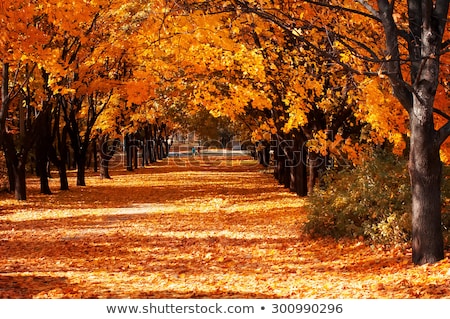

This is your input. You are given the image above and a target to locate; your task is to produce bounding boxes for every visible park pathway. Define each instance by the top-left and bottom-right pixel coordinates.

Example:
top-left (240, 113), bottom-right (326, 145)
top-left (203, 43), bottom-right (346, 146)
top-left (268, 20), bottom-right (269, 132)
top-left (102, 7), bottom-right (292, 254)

top-left (0, 155), bottom-right (449, 298)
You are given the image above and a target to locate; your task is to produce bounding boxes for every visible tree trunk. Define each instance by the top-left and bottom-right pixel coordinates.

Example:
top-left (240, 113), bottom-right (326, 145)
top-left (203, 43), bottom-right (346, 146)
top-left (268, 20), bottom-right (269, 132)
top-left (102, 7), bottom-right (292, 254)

top-left (58, 137), bottom-right (69, 190)
top-left (409, 114), bottom-right (444, 265)
top-left (133, 143), bottom-right (138, 169)
top-left (100, 161), bottom-right (111, 179)
top-left (76, 154), bottom-right (87, 186)
top-left (4, 144), bottom-right (27, 200)
top-left (5, 156), bottom-right (15, 193)
top-left (141, 141), bottom-right (146, 167)
top-left (50, 124), bottom-right (70, 191)
top-left (48, 143), bottom-right (69, 191)
top-left (124, 134), bottom-right (134, 171)
top-left (2, 132), bottom-right (28, 200)
top-left (292, 135), bottom-right (308, 196)
top-left (157, 138), bottom-right (163, 160)
top-left (149, 139), bottom-right (156, 163)
top-left (164, 139), bottom-right (170, 158)
top-left (307, 151), bottom-right (323, 194)
top-left (93, 140), bottom-right (98, 172)
top-left (35, 111), bottom-right (52, 195)
top-left (410, 120), bottom-right (443, 266)
top-left (276, 153), bottom-right (285, 184)
top-left (36, 155), bottom-right (51, 195)
top-left (58, 164), bottom-right (69, 190)
top-left (375, 0), bottom-right (448, 265)
top-left (13, 160), bottom-right (27, 200)
top-left (99, 137), bottom-right (120, 179)
top-left (295, 155), bottom-right (308, 196)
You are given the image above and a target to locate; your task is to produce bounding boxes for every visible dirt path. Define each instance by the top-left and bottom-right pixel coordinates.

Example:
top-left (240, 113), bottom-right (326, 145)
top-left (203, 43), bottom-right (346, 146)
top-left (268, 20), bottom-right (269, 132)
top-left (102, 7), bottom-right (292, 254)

top-left (0, 156), bottom-right (449, 298)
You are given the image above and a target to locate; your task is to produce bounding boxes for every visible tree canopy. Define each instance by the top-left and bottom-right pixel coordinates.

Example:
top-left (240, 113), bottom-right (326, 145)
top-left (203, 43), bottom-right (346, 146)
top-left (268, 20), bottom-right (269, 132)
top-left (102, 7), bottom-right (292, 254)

top-left (0, 0), bottom-right (449, 264)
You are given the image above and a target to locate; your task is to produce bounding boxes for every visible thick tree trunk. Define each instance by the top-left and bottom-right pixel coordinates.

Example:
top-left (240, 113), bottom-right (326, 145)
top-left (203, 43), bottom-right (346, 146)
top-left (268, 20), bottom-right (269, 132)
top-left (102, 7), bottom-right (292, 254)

top-left (5, 156), bottom-right (15, 193)
top-left (58, 165), bottom-right (69, 190)
top-left (409, 102), bottom-right (444, 265)
top-left (35, 115), bottom-right (52, 195)
top-left (295, 157), bottom-right (308, 196)
top-left (36, 156), bottom-right (51, 195)
top-left (2, 133), bottom-right (28, 200)
top-left (377, 0), bottom-right (448, 265)
top-left (13, 161), bottom-right (27, 200)
top-left (4, 146), bottom-right (27, 200)
top-left (76, 154), bottom-right (87, 186)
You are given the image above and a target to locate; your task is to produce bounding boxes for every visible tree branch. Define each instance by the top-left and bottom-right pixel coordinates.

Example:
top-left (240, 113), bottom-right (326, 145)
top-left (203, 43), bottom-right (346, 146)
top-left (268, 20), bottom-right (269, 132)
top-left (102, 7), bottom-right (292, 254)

top-left (301, 0), bottom-right (381, 21)
top-left (433, 108), bottom-right (450, 121)
top-left (438, 120), bottom-right (450, 146)
top-left (354, 0), bottom-right (381, 19)
top-left (442, 39), bottom-right (450, 49)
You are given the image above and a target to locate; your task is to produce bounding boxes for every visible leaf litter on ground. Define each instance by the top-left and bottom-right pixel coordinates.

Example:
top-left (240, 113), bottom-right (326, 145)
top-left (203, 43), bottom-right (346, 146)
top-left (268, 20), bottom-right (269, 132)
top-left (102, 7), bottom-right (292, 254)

top-left (0, 155), bottom-right (449, 298)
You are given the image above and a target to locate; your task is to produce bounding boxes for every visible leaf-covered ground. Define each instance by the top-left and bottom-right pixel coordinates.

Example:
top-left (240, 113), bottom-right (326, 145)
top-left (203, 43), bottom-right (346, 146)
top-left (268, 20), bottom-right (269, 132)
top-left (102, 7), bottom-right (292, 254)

top-left (0, 155), bottom-right (449, 298)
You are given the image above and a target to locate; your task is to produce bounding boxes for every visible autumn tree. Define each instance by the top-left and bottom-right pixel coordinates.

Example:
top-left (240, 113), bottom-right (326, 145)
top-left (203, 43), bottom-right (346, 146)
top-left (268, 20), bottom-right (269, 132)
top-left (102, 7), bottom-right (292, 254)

top-left (2, 0), bottom-right (448, 266)
top-left (175, 0), bottom-right (449, 265)
top-left (157, 3), bottom-right (373, 197)
top-left (0, 1), bottom-right (59, 200)
top-left (374, 1), bottom-right (449, 264)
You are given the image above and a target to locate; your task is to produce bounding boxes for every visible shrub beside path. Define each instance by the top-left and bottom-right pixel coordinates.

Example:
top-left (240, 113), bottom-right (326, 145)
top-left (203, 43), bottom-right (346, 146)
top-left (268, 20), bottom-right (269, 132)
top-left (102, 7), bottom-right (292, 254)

top-left (0, 156), bottom-right (449, 298)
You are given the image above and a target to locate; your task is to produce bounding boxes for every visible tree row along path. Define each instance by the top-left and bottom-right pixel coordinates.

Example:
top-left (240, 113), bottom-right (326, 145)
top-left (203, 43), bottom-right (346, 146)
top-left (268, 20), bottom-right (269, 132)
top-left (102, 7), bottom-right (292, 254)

top-left (0, 155), bottom-right (449, 298)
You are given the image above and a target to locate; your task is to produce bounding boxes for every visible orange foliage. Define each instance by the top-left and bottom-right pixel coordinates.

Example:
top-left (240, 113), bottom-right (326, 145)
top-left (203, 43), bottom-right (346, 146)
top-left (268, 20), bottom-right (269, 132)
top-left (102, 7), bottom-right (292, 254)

top-left (1, 156), bottom-right (449, 298)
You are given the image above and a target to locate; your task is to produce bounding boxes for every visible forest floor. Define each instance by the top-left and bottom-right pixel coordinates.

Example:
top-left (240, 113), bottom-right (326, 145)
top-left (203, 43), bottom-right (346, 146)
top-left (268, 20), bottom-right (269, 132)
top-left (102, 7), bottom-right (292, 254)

top-left (0, 154), bottom-right (449, 299)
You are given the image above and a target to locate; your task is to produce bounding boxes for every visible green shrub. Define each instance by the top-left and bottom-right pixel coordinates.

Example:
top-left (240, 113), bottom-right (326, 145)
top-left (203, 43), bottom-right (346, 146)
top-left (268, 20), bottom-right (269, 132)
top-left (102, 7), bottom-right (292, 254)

top-left (304, 151), bottom-right (412, 244)
top-left (305, 150), bottom-right (450, 245)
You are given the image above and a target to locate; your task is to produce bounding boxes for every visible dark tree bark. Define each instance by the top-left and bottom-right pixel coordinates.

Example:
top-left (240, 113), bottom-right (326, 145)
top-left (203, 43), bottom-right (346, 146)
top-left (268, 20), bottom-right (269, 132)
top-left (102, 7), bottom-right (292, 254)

top-left (61, 92), bottom-right (111, 186)
top-left (376, 0), bottom-right (449, 264)
top-left (409, 112), bottom-right (444, 264)
top-left (35, 143), bottom-right (52, 195)
top-left (1, 62), bottom-right (41, 200)
top-left (5, 156), bottom-right (15, 193)
top-left (35, 105), bottom-right (53, 195)
top-left (157, 138), bottom-right (163, 160)
top-left (292, 133), bottom-right (308, 196)
top-left (48, 121), bottom-right (70, 191)
top-left (11, 157), bottom-right (27, 200)
top-left (133, 141), bottom-right (139, 169)
top-left (124, 133), bottom-right (134, 172)
top-left (99, 136), bottom-right (120, 179)
top-left (2, 133), bottom-right (28, 200)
